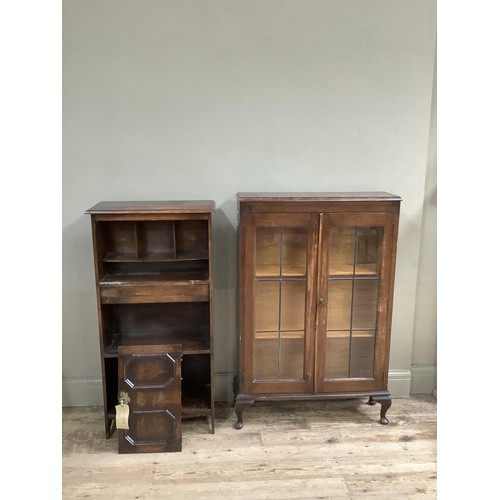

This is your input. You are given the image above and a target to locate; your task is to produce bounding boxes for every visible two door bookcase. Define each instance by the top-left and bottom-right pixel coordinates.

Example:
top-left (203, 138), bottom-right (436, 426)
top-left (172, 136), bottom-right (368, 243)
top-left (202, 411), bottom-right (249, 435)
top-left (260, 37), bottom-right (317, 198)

top-left (86, 201), bottom-right (216, 439)
top-left (234, 193), bottom-right (401, 428)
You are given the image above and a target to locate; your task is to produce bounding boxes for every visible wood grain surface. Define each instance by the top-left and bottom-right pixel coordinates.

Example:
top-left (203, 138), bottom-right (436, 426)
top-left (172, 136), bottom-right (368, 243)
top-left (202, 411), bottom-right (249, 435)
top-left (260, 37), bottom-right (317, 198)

top-left (63, 395), bottom-right (436, 499)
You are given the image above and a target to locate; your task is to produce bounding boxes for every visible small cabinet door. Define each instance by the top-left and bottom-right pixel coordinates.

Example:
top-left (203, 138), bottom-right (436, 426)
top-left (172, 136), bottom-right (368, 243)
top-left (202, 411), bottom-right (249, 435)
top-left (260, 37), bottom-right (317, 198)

top-left (118, 344), bottom-right (182, 454)
top-left (315, 212), bottom-right (396, 393)
top-left (240, 213), bottom-right (319, 394)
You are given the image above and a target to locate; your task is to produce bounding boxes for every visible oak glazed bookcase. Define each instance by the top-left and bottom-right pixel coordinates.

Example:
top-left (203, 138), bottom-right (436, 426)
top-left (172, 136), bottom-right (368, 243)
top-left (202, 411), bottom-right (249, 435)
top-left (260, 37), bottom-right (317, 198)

top-left (233, 193), bottom-right (401, 428)
top-left (86, 201), bottom-right (216, 440)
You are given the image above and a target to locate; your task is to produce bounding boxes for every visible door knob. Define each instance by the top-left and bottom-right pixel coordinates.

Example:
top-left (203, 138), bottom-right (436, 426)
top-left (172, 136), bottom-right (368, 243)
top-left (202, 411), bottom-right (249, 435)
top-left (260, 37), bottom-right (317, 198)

top-left (319, 298), bottom-right (325, 306)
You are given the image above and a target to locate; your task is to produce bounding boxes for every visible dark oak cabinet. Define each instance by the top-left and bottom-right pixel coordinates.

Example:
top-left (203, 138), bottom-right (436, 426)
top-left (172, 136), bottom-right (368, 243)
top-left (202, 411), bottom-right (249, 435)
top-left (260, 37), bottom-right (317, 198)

top-left (233, 193), bottom-right (401, 428)
top-left (86, 201), bottom-right (216, 440)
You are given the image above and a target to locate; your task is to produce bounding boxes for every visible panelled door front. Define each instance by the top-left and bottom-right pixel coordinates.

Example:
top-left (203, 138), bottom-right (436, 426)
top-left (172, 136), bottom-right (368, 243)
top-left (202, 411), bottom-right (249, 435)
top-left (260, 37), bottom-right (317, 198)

top-left (241, 213), bottom-right (318, 394)
top-left (118, 344), bottom-right (182, 454)
top-left (315, 212), bottom-right (396, 393)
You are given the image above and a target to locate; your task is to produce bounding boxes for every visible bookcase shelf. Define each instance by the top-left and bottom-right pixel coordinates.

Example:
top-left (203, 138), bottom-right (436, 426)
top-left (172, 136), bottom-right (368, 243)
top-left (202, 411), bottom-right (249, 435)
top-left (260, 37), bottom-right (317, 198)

top-left (104, 333), bottom-right (211, 357)
top-left (234, 192), bottom-right (400, 429)
top-left (86, 201), bottom-right (216, 441)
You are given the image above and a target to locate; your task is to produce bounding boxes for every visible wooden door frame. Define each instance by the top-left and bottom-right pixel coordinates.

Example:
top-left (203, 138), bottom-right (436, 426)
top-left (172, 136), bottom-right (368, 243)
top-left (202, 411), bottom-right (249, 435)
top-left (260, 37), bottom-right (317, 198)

top-left (239, 212), bottom-right (320, 395)
top-left (314, 212), bottom-right (396, 393)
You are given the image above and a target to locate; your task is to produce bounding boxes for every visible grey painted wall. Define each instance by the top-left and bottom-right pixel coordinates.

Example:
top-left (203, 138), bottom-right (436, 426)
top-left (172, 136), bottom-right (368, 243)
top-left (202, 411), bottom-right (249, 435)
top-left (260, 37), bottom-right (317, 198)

top-left (411, 50), bottom-right (437, 393)
top-left (63, 0), bottom-right (436, 404)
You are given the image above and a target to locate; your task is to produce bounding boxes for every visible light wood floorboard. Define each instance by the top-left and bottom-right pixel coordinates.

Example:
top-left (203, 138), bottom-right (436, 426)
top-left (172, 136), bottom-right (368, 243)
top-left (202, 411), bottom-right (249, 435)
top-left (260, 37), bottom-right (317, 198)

top-left (62, 395), bottom-right (436, 499)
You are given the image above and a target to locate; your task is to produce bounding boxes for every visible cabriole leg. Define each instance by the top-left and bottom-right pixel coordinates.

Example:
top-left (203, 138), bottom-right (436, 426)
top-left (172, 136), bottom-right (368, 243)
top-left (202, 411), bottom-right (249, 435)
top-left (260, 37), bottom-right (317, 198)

top-left (234, 396), bottom-right (254, 430)
top-left (368, 396), bottom-right (392, 425)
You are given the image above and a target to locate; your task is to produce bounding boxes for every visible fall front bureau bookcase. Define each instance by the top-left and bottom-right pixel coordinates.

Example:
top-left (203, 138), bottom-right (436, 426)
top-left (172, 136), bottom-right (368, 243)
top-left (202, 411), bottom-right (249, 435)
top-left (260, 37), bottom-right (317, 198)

top-left (234, 193), bottom-right (401, 428)
top-left (86, 201), bottom-right (216, 440)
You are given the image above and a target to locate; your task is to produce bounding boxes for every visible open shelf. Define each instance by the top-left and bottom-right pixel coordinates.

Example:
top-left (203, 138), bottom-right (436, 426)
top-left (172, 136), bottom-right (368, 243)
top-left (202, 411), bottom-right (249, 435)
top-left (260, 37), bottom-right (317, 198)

top-left (181, 353), bottom-right (212, 417)
top-left (102, 257), bottom-right (209, 282)
top-left (87, 201), bottom-right (216, 438)
top-left (104, 332), bottom-right (210, 357)
top-left (106, 383), bottom-right (212, 420)
top-left (101, 271), bottom-right (209, 285)
top-left (103, 252), bottom-right (208, 263)
top-left (97, 219), bottom-right (209, 262)
top-left (101, 302), bottom-right (210, 354)
top-left (182, 385), bottom-right (212, 417)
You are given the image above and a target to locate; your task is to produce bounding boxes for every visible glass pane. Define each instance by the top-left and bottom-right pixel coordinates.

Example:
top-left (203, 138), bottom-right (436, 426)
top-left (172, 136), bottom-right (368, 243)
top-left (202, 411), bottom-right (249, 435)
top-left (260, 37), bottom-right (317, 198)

top-left (254, 333), bottom-right (279, 380)
top-left (355, 227), bottom-right (381, 276)
top-left (256, 227), bottom-right (281, 276)
top-left (281, 281), bottom-right (306, 331)
top-left (282, 228), bottom-right (307, 276)
top-left (279, 332), bottom-right (304, 379)
top-left (329, 228), bottom-right (355, 276)
top-left (352, 280), bottom-right (379, 329)
top-left (327, 280), bottom-right (352, 330)
top-left (350, 331), bottom-right (375, 378)
top-left (255, 281), bottom-right (279, 331)
top-left (324, 331), bottom-right (350, 378)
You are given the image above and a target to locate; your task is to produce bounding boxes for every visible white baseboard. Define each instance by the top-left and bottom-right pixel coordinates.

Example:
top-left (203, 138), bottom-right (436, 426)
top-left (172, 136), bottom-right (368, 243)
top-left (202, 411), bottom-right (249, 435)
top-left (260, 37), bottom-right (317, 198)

top-left (61, 375), bottom-right (237, 406)
top-left (410, 365), bottom-right (437, 394)
top-left (62, 378), bottom-right (103, 407)
top-left (387, 369), bottom-right (412, 398)
top-left (62, 369), bottom-right (415, 407)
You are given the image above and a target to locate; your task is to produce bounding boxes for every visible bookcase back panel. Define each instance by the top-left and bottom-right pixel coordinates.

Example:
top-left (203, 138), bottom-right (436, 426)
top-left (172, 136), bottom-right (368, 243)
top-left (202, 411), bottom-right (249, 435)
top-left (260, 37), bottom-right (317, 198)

top-left (111, 303), bottom-right (210, 336)
top-left (99, 221), bottom-right (137, 256)
top-left (175, 220), bottom-right (209, 259)
top-left (96, 220), bottom-right (209, 262)
top-left (136, 221), bottom-right (175, 258)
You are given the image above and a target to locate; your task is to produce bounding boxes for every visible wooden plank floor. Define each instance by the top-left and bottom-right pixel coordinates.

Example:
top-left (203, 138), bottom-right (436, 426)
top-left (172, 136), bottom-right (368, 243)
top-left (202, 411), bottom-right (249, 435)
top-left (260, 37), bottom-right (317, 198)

top-left (62, 395), bottom-right (436, 499)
